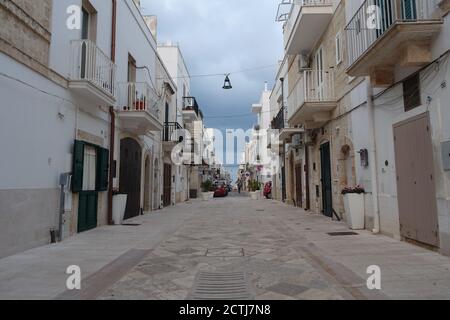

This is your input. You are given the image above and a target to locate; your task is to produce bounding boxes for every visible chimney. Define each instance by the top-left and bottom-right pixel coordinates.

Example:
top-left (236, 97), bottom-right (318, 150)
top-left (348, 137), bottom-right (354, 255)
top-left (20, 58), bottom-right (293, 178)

top-left (264, 81), bottom-right (268, 92)
top-left (143, 15), bottom-right (157, 39)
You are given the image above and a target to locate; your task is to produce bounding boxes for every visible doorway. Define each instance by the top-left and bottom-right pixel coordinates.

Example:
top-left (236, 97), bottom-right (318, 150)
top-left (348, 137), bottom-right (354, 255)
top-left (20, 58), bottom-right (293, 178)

top-left (295, 163), bottom-right (303, 208)
top-left (320, 142), bottom-right (333, 217)
top-left (120, 138), bottom-right (142, 220)
top-left (163, 163), bottom-right (172, 207)
top-left (143, 155), bottom-right (152, 212)
top-left (393, 112), bottom-right (439, 247)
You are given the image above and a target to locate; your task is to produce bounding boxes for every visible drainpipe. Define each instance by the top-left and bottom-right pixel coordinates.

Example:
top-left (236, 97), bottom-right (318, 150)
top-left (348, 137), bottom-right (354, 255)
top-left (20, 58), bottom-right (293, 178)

top-left (366, 77), bottom-right (380, 234)
top-left (107, 0), bottom-right (117, 225)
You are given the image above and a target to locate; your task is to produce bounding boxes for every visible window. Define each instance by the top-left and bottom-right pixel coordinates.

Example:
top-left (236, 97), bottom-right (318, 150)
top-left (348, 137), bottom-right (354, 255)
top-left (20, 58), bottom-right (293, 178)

top-left (403, 73), bottom-right (421, 112)
top-left (335, 32), bottom-right (343, 65)
top-left (83, 145), bottom-right (97, 191)
top-left (128, 54), bottom-right (136, 82)
top-left (81, 0), bottom-right (97, 42)
top-left (72, 140), bottom-right (109, 193)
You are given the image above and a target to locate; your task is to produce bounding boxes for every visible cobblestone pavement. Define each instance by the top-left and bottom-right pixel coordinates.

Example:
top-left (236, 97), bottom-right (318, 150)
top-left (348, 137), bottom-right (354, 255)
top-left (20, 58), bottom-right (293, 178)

top-left (99, 195), bottom-right (351, 300)
top-left (97, 193), bottom-right (450, 300)
top-left (2, 193), bottom-right (450, 300)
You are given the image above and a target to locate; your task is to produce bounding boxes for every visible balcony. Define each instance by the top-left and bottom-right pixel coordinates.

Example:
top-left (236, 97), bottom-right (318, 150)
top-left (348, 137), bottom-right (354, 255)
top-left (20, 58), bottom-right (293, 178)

top-left (182, 97), bottom-right (201, 123)
top-left (284, 0), bottom-right (334, 55)
top-left (116, 82), bottom-right (163, 134)
top-left (287, 69), bottom-right (336, 129)
top-left (271, 107), bottom-right (305, 144)
top-left (346, 0), bottom-right (443, 86)
top-left (251, 103), bottom-right (262, 113)
top-left (69, 40), bottom-right (116, 106)
top-left (162, 122), bottom-right (183, 153)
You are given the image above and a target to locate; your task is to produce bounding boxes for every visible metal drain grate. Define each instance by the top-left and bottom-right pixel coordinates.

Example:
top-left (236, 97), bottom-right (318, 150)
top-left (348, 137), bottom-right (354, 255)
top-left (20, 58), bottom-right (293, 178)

top-left (121, 223), bottom-right (141, 226)
top-left (327, 231), bottom-right (359, 236)
top-left (189, 272), bottom-right (253, 300)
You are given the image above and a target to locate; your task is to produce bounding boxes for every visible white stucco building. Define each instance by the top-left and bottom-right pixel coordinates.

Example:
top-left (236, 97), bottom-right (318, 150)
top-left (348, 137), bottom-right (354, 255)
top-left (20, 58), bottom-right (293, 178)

top-left (0, 0), bottom-right (183, 258)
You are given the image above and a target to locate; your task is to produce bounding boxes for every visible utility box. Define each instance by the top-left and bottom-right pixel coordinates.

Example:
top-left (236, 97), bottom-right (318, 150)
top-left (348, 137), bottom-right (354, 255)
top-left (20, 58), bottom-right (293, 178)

top-left (441, 141), bottom-right (450, 171)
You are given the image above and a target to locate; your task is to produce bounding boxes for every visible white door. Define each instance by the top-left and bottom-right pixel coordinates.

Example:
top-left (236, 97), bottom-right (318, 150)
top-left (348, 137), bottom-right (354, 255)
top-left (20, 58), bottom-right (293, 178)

top-left (315, 47), bottom-right (324, 101)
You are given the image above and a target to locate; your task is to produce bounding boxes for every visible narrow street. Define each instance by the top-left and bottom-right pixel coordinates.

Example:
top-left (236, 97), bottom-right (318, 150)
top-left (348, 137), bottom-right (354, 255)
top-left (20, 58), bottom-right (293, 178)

top-left (1, 194), bottom-right (450, 300)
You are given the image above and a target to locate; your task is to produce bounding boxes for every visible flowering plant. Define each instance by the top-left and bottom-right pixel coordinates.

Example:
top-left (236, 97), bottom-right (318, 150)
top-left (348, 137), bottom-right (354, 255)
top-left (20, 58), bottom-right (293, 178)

top-left (341, 185), bottom-right (365, 195)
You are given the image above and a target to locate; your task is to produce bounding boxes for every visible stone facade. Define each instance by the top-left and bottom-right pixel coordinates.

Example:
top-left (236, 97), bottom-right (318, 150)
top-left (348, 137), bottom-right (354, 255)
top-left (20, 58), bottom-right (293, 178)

top-left (0, 0), bottom-right (66, 85)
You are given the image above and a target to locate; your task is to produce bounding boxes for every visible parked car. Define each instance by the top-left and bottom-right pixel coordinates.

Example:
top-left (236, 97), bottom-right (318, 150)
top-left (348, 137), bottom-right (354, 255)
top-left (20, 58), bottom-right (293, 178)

top-left (214, 183), bottom-right (229, 198)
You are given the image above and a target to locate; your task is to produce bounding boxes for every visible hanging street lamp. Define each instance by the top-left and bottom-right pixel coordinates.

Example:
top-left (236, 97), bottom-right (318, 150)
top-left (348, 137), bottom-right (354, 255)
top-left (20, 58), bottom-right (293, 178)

top-left (223, 74), bottom-right (232, 90)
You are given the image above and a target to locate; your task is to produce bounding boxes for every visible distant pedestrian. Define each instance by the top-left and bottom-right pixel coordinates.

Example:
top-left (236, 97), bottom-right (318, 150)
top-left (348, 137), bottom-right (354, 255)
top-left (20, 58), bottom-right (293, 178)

top-left (237, 180), bottom-right (243, 194)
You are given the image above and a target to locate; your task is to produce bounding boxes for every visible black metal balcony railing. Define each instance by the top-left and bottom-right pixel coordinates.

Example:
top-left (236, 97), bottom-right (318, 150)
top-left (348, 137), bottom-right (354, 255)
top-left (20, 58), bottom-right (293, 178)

top-left (183, 97), bottom-right (200, 118)
top-left (163, 122), bottom-right (183, 142)
top-left (272, 107), bottom-right (286, 130)
top-left (346, 0), bottom-right (440, 67)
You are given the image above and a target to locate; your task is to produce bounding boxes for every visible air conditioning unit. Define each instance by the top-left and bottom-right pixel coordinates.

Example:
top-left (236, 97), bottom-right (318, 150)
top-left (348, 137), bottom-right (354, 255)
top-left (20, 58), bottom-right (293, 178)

top-left (291, 133), bottom-right (304, 149)
top-left (305, 130), bottom-right (318, 146)
top-left (298, 54), bottom-right (310, 72)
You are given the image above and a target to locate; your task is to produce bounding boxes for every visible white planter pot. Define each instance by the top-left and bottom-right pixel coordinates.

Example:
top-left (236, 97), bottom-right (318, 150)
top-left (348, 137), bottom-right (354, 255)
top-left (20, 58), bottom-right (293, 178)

top-left (112, 194), bottom-right (128, 225)
top-left (343, 194), bottom-right (365, 230)
top-left (201, 192), bottom-right (211, 201)
top-left (250, 191), bottom-right (260, 200)
top-left (201, 192), bottom-right (215, 201)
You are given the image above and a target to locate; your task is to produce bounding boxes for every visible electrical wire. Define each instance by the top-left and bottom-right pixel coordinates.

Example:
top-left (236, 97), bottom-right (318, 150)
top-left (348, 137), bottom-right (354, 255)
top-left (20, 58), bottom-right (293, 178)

top-left (156, 63), bottom-right (279, 80)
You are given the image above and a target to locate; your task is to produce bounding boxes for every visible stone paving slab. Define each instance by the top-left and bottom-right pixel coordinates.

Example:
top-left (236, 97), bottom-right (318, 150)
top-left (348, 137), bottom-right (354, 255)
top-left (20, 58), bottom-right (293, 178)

top-left (1, 194), bottom-right (450, 300)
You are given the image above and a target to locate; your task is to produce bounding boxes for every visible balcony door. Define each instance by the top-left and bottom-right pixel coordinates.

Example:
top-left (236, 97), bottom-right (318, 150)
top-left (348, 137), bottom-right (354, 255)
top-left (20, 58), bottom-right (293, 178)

top-left (315, 47), bottom-right (324, 101)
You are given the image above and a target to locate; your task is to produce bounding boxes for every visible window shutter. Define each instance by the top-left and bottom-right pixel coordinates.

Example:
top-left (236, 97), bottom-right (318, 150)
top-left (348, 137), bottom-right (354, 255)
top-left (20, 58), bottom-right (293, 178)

top-left (72, 140), bottom-right (85, 193)
top-left (96, 147), bottom-right (109, 192)
top-left (403, 73), bottom-right (421, 112)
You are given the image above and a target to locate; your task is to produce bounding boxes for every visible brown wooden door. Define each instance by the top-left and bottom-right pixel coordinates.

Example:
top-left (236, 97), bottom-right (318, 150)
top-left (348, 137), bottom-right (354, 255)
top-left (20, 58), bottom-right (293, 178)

top-left (163, 164), bottom-right (172, 207)
top-left (394, 112), bottom-right (439, 247)
top-left (305, 146), bottom-right (311, 210)
top-left (120, 138), bottom-right (142, 220)
top-left (295, 164), bottom-right (303, 208)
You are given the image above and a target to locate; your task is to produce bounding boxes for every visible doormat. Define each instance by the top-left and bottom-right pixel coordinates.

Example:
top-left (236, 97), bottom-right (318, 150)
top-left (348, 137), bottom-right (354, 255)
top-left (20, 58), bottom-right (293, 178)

top-left (327, 232), bottom-right (359, 236)
top-left (121, 223), bottom-right (142, 226)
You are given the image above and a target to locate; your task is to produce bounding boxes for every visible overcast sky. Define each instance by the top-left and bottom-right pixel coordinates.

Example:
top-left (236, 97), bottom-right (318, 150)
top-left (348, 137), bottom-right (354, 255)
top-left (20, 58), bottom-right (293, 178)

top-left (142, 0), bottom-right (284, 178)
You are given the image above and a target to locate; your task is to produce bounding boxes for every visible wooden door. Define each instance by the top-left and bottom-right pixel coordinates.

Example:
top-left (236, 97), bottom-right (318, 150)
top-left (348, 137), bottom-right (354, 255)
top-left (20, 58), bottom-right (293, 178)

top-left (320, 142), bottom-right (333, 217)
top-left (305, 145), bottom-right (311, 210)
top-left (394, 112), bottom-right (439, 247)
top-left (78, 191), bottom-right (98, 233)
top-left (163, 164), bottom-right (172, 207)
top-left (120, 138), bottom-right (142, 220)
top-left (295, 164), bottom-right (303, 208)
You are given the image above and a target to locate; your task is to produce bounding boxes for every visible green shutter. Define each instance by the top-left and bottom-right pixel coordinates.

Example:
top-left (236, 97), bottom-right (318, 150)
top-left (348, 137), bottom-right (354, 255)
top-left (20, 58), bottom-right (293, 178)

top-left (96, 147), bottom-right (109, 192)
top-left (72, 140), bottom-right (85, 193)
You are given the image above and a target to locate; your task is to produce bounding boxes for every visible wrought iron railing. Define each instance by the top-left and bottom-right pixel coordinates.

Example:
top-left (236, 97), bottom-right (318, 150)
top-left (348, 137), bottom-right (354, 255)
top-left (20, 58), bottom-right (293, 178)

top-left (117, 82), bottom-right (160, 119)
top-left (70, 39), bottom-right (116, 97)
top-left (163, 122), bottom-right (183, 142)
top-left (183, 97), bottom-right (200, 118)
top-left (346, 0), bottom-right (441, 67)
top-left (284, 0), bottom-right (333, 36)
top-left (272, 107), bottom-right (287, 130)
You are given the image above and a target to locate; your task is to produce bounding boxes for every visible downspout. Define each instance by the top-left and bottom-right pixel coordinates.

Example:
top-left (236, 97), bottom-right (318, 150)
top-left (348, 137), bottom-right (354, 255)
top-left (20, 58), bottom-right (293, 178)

top-left (367, 77), bottom-right (380, 234)
top-left (107, 0), bottom-right (117, 225)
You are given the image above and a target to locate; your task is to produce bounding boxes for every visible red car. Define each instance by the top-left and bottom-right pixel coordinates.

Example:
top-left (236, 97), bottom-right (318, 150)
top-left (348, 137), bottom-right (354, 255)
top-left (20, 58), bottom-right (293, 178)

top-left (214, 184), bottom-right (229, 198)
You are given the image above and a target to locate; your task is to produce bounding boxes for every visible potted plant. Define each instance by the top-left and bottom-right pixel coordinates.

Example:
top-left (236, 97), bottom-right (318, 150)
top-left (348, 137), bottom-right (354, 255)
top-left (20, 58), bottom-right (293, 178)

top-left (341, 186), bottom-right (365, 230)
top-left (249, 180), bottom-right (261, 200)
top-left (201, 180), bottom-right (214, 201)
